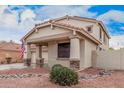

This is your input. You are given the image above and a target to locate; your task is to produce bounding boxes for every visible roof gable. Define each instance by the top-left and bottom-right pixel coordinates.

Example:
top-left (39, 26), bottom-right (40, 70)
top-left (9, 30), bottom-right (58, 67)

top-left (23, 21), bottom-right (101, 45)
top-left (24, 23), bottom-right (72, 41)
top-left (35, 15), bottom-right (110, 38)
top-left (21, 15), bottom-right (110, 45)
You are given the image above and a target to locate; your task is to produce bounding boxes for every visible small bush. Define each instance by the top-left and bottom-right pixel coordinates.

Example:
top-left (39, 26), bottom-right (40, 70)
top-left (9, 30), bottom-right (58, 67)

top-left (51, 64), bottom-right (63, 71)
top-left (50, 64), bottom-right (78, 86)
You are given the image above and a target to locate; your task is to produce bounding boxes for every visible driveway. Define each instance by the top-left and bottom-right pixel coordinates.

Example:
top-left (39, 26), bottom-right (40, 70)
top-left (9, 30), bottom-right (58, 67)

top-left (0, 63), bottom-right (27, 70)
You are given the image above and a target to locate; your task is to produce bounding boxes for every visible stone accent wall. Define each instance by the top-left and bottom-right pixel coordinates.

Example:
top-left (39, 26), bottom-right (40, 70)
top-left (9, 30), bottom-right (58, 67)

top-left (24, 58), bottom-right (31, 66)
top-left (36, 58), bottom-right (44, 67)
top-left (70, 61), bottom-right (80, 70)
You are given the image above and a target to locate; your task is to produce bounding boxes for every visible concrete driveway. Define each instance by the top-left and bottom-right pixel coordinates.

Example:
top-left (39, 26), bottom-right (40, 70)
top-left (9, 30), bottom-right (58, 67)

top-left (0, 63), bottom-right (27, 70)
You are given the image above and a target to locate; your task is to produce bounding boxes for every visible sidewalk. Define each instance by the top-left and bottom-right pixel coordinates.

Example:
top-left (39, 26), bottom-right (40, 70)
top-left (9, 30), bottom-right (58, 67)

top-left (0, 63), bottom-right (27, 70)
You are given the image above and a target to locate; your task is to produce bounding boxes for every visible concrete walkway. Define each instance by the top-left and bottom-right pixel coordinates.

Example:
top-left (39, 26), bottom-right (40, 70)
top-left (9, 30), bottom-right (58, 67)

top-left (0, 63), bottom-right (27, 70)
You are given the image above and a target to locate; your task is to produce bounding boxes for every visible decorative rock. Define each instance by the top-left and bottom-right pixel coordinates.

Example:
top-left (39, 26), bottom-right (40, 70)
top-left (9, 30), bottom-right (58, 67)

top-left (37, 74), bottom-right (42, 77)
top-left (28, 74), bottom-right (33, 77)
top-left (99, 70), bottom-right (112, 77)
top-left (0, 73), bottom-right (43, 79)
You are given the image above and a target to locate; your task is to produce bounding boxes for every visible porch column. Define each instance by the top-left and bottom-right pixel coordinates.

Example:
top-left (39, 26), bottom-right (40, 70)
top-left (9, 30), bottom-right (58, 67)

top-left (70, 36), bottom-right (80, 69)
top-left (25, 44), bottom-right (31, 66)
top-left (36, 45), bottom-right (44, 67)
top-left (36, 45), bottom-right (42, 59)
top-left (27, 44), bottom-right (31, 58)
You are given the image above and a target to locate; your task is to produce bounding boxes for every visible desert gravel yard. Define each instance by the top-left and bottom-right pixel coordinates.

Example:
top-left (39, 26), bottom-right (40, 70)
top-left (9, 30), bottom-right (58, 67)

top-left (0, 67), bottom-right (124, 88)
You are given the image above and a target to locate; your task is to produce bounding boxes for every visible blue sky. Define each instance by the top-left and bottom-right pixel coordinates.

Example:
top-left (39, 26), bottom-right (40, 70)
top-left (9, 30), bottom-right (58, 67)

top-left (0, 5), bottom-right (124, 49)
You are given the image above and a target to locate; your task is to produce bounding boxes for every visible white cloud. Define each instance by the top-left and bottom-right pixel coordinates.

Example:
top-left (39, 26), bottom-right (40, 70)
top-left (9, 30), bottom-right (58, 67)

top-left (37, 5), bottom-right (96, 20)
top-left (97, 10), bottom-right (124, 50)
top-left (1, 5), bottom-right (124, 48)
top-left (0, 6), bottom-right (38, 30)
top-left (0, 6), bottom-right (18, 29)
top-left (97, 10), bottom-right (124, 24)
top-left (19, 9), bottom-right (40, 32)
top-left (0, 6), bottom-right (40, 43)
top-left (109, 35), bottom-right (124, 50)
top-left (0, 5), bottom-right (97, 43)
top-left (1, 12), bottom-right (18, 28)
top-left (21, 9), bottom-right (36, 22)
top-left (0, 6), bottom-right (8, 14)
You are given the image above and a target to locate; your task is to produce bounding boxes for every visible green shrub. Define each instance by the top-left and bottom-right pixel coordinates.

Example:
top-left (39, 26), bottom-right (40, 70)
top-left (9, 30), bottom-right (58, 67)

top-left (50, 64), bottom-right (78, 86)
top-left (51, 64), bottom-right (63, 71)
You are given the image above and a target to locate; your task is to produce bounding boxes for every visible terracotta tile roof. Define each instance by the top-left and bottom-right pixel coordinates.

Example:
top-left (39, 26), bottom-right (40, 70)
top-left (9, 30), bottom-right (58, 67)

top-left (35, 15), bottom-right (110, 38)
top-left (35, 15), bottom-right (97, 26)
top-left (73, 16), bottom-right (97, 21)
top-left (51, 22), bottom-right (102, 44)
top-left (22, 15), bottom-right (109, 43)
top-left (0, 41), bottom-right (21, 52)
top-left (52, 22), bottom-right (85, 31)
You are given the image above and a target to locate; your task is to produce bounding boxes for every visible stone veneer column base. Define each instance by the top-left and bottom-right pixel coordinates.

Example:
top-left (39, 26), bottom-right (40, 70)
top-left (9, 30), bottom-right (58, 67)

top-left (36, 58), bottom-right (44, 67)
top-left (24, 58), bottom-right (31, 67)
top-left (70, 60), bottom-right (80, 70)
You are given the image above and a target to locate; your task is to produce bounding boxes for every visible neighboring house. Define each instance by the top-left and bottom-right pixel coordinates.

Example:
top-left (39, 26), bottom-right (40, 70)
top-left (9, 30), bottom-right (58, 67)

top-left (0, 40), bottom-right (22, 64)
top-left (21, 15), bottom-right (110, 70)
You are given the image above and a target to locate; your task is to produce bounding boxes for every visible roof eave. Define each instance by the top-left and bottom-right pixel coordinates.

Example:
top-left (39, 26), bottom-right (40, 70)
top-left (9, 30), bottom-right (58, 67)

top-left (21, 15), bottom-right (109, 44)
top-left (52, 23), bottom-right (102, 45)
top-left (98, 21), bottom-right (111, 39)
top-left (21, 23), bottom-right (52, 41)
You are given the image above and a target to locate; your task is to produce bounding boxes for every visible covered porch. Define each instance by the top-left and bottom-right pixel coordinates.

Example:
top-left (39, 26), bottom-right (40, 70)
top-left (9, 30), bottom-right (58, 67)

top-left (24, 32), bottom-right (82, 70)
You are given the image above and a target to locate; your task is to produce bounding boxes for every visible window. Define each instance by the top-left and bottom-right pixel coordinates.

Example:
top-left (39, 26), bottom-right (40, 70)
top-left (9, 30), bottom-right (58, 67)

top-left (104, 34), bottom-right (106, 44)
top-left (86, 26), bottom-right (93, 32)
top-left (58, 43), bottom-right (70, 58)
top-left (100, 28), bottom-right (102, 40)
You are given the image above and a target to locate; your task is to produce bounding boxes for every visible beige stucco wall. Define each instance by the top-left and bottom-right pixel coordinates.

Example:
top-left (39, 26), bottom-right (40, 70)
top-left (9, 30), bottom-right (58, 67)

top-left (100, 29), bottom-right (109, 50)
top-left (82, 39), bottom-right (97, 69)
top-left (48, 41), bottom-right (70, 68)
top-left (85, 40), bottom-right (97, 68)
top-left (57, 18), bottom-right (109, 50)
top-left (47, 37), bottom-right (97, 69)
top-left (24, 17), bottom-right (110, 69)
top-left (80, 39), bottom-right (85, 69)
top-left (42, 51), bottom-right (48, 63)
top-left (57, 18), bottom-right (100, 40)
top-left (92, 48), bottom-right (124, 70)
top-left (29, 38), bottom-right (97, 69)
top-left (31, 52), bottom-right (36, 64)
top-left (26, 26), bottom-right (70, 41)
top-left (70, 37), bottom-right (80, 60)
top-left (31, 51), bottom-right (48, 64)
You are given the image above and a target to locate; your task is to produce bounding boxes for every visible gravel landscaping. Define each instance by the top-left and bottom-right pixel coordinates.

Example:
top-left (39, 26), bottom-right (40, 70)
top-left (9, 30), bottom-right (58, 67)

top-left (0, 67), bottom-right (123, 88)
top-left (0, 73), bottom-right (43, 79)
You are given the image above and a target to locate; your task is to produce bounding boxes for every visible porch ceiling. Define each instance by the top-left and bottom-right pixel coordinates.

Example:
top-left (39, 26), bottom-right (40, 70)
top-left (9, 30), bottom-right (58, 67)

top-left (26, 32), bottom-right (71, 44)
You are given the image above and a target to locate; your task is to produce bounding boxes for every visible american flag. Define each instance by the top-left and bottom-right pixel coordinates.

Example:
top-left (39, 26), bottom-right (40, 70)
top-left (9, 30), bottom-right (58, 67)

top-left (20, 40), bottom-right (25, 59)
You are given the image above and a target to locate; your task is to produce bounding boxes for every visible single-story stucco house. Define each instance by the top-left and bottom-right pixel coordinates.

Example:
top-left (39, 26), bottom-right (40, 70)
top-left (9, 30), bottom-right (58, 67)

top-left (21, 15), bottom-right (110, 70)
top-left (0, 40), bottom-right (22, 64)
